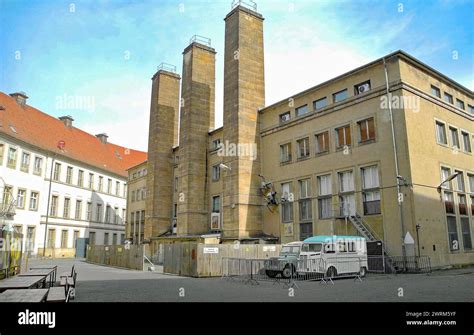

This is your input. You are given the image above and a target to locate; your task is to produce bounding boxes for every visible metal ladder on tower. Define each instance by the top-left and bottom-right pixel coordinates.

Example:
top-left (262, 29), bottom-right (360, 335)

top-left (348, 213), bottom-right (398, 274)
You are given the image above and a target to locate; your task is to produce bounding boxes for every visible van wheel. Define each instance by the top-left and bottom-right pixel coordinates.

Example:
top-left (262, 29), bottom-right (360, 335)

top-left (326, 267), bottom-right (337, 278)
top-left (265, 270), bottom-right (277, 278)
top-left (282, 265), bottom-right (294, 279)
top-left (360, 267), bottom-right (367, 278)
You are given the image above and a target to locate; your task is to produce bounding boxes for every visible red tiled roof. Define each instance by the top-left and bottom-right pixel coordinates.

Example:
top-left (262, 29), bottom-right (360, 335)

top-left (0, 92), bottom-right (147, 177)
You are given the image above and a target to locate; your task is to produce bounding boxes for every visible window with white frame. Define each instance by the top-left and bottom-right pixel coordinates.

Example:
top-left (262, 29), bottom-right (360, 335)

top-left (440, 167), bottom-right (452, 189)
top-left (317, 174), bottom-right (332, 219)
top-left (16, 189), bottom-right (26, 209)
top-left (29, 191), bottom-right (39, 211)
top-left (338, 170), bottom-right (355, 216)
top-left (435, 121), bottom-right (447, 145)
top-left (361, 166), bottom-right (381, 215)
top-left (455, 171), bottom-right (465, 192)
top-left (7, 147), bottom-right (17, 168)
top-left (75, 200), bottom-right (82, 220)
top-left (461, 131), bottom-right (471, 152)
top-left (53, 163), bottom-right (61, 181)
top-left (281, 182), bottom-right (293, 222)
top-left (297, 137), bottom-right (310, 159)
top-left (298, 179), bottom-right (312, 221)
top-left (449, 127), bottom-right (460, 149)
top-left (212, 165), bottom-right (220, 181)
top-left (295, 105), bottom-right (308, 117)
top-left (33, 156), bottom-right (43, 175)
top-left (280, 143), bottom-right (292, 163)
top-left (20, 152), bottom-right (30, 172)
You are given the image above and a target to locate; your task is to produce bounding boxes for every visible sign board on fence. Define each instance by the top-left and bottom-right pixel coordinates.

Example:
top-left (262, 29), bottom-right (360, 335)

top-left (203, 247), bottom-right (219, 254)
top-left (117, 247), bottom-right (122, 253)
top-left (105, 246), bottom-right (109, 251)
top-left (263, 246), bottom-right (276, 252)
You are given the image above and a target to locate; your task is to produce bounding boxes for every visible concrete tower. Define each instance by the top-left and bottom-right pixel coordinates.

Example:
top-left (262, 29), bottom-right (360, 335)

top-left (177, 38), bottom-right (216, 235)
top-left (222, 4), bottom-right (265, 240)
top-left (144, 66), bottom-right (180, 241)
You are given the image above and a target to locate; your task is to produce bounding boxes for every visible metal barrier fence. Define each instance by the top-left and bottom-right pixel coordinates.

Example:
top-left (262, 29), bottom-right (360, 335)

top-left (367, 255), bottom-right (431, 274)
top-left (223, 256), bottom-right (367, 288)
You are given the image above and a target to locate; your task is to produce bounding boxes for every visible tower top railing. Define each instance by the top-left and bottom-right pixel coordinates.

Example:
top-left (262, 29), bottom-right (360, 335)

top-left (189, 35), bottom-right (212, 47)
top-left (231, 0), bottom-right (257, 11)
top-left (157, 63), bottom-right (177, 73)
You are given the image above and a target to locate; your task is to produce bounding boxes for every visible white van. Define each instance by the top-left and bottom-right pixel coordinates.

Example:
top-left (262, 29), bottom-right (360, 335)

top-left (298, 235), bottom-right (368, 278)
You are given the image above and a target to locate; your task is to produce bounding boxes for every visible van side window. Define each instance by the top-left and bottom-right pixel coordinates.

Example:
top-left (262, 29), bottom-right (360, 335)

top-left (337, 241), bottom-right (347, 252)
top-left (347, 241), bottom-right (356, 252)
top-left (325, 243), bottom-right (335, 253)
top-left (309, 243), bottom-right (322, 252)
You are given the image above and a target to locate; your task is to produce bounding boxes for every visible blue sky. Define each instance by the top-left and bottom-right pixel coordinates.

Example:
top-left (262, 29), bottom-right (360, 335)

top-left (1, 0), bottom-right (473, 151)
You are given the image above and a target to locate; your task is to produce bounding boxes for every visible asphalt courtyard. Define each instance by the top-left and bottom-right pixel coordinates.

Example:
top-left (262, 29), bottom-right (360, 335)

top-left (26, 258), bottom-right (474, 302)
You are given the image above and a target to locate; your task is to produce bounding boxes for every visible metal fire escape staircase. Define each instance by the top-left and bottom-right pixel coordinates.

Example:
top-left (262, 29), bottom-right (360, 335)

top-left (348, 213), bottom-right (398, 273)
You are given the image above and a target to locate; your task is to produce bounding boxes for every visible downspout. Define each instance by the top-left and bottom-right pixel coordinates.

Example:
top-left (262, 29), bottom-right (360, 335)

top-left (383, 57), bottom-right (407, 261)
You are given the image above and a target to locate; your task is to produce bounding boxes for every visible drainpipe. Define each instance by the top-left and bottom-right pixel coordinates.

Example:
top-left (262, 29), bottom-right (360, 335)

top-left (383, 57), bottom-right (407, 264)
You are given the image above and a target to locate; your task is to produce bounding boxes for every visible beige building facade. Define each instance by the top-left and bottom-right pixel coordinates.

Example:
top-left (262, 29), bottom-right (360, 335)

top-left (126, 161), bottom-right (147, 244)
top-left (144, 3), bottom-right (474, 268)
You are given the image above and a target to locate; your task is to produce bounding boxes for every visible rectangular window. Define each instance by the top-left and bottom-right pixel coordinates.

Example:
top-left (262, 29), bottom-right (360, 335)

top-left (66, 166), bottom-right (73, 184)
top-left (297, 137), bottom-right (310, 159)
top-left (53, 163), bottom-right (61, 181)
top-left (441, 167), bottom-right (452, 189)
top-left (33, 156), bottom-right (43, 175)
top-left (468, 105), bottom-right (474, 115)
top-left (318, 197), bottom-right (332, 219)
top-left (112, 233), bottom-right (117, 245)
top-left (212, 165), bottom-right (220, 181)
top-left (114, 207), bottom-right (119, 224)
top-left (16, 189), bottom-right (26, 209)
top-left (295, 104), bottom-right (308, 117)
top-left (358, 118), bottom-right (375, 143)
top-left (212, 139), bottom-right (221, 150)
top-left (354, 81), bottom-right (371, 95)
top-left (73, 231), bottom-right (80, 248)
top-left (280, 143), bottom-right (292, 163)
top-left (78, 170), bottom-right (84, 187)
top-left (98, 176), bottom-right (103, 192)
top-left (468, 174), bottom-right (474, 193)
top-left (333, 89), bottom-right (348, 103)
top-left (458, 194), bottom-right (467, 216)
top-left (338, 170), bottom-right (354, 193)
top-left (455, 171), bottom-right (465, 192)
top-left (88, 173), bottom-right (94, 189)
top-left (7, 147), bottom-right (17, 168)
top-left (299, 179), bottom-right (312, 221)
top-left (2, 186), bottom-right (13, 208)
top-left (317, 175), bottom-right (332, 196)
top-left (131, 191), bottom-right (135, 202)
top-left (89, 232), bottom-right (96, 246)
top-left (461, 217), bottom-right (472, 250)
top-left (50, 196), bottom-right (58, 217)
top-left (449, 127), bottom-right (459, 149)
top-left (444, 192), bottom-right (454, 214)
top-left (281, 183), bottom-right (293, 222)
top-left (279, 112), bottom-right (291, 123)
top-left (212, 196), bottom-right (221, 213)
top-left (29, 191), bottom-right (39, 211)
top-left (446, 216), bottom-right (458, 251)
top-left (105, 205), bottom-right (111, 223)
top-left (75, 200), bottom-right (82, 220)
top-left (299, 223), bottom-right (313, 241)
top-left (431, 85), bottom-right (441, 98)
top-left (335, 125), bottom-right (351, 148)
top-left (20, 152), bottom-right (30, 172)
top-left (315, 131), bottom-right (329, 154)
top-left (435, 121), bottom-right (447, 145)
top-left (317, 175), bottom-right (332, 219)
top-left (63, 198), bottom-right (70, 218)
top-left (455, 99), bottom-right (465, 110)
top-left (339, 194), bottom-right (356, 217)
top-left (47, 229), bottom-right (56, 248)
top-left (86, 202), bottom-right (92, 221)
top-left (116, 181), bottom-right (120, 196)
top-left (96, 203), bottom-right (103, 222)
top-left (444, 93), bottom-right (453, 104)
top-left (313, 97), bottom-right (328, 111)
top-left (27, 227), bottom-right (36, 251)
top-left (61, 230), bottom-right (68, 248)
top-left (104, 233), bottom-right (109, 246)
top-left (107, 179), bottom-right (112, 194)
top-left (461, 131), bottom-right (471, 152)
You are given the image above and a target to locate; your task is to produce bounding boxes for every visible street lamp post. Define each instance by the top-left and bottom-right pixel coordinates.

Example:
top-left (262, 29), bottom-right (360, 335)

top-left (415, 224), bottom-right (421, 256)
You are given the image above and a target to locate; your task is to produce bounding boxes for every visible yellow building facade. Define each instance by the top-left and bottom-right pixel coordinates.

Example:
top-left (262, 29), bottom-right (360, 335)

top-left (144, 4), bottom-right (474, 268)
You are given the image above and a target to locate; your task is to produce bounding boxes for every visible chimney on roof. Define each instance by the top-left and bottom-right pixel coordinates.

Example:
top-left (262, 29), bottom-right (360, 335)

top-left (58, 115), bottom-right (74, 128)
top-left (9, 92), bottom-right (28, 107)
top-left (96, 133), bottom-right (108, 144)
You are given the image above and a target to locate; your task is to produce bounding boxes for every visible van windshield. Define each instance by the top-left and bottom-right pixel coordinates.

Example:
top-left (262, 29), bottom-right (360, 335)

top-left (280, 246), bottom-right (300, 255)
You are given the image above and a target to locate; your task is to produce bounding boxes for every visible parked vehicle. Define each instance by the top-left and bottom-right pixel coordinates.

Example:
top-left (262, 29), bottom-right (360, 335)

top-left (264, 241), bottom-right (302, 278)
top-left (265, 236), bottom-right (368, 279)
top-left (299, 235), bottom-right (368, 278)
